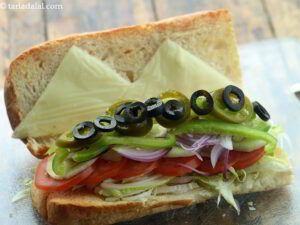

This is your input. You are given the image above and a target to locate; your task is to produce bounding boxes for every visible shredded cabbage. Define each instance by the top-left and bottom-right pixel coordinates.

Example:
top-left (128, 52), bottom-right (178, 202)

top-left (154, 182), bottom-right (199, 195)
top-left (12, 179), bottom-right (33, 203)
top-left (193, 152), bottom-right (291, 213)
top-left (100, 175), bottom-right (172, 198)
top-left (265, 125), bottom-right (284, 155)
top-left (193, 175), bottom-right (240, 213)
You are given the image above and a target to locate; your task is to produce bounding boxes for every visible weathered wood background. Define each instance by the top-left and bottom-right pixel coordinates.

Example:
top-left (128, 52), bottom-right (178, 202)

top-left (1, 0), bottom-right (300, 85)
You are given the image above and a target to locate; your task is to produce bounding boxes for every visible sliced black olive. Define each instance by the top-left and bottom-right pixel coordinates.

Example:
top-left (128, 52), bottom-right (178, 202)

top-left (162, 99), bottom-right (185, 120)
top-left (114, 102), bottom-right (132, 124)
top-left (190, 90), bottom-right (214, 115)
top-left (123, 102), bottom-right (147, 124)
top-left (144, 97), bottom-right (164, 117)
top-left (94, 116), bottom-right (117, 132)
top-left (73, 121), bottom-right (97, 141)
top-left (222, 85), bottom-right (245, 111)
top-left (252, 101), bottom-right (270, 121)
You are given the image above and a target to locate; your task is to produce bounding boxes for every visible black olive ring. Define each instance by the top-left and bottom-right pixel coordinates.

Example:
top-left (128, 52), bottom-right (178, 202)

top-left (162, 99), bottom-right (185, 120)
top-left (123, 102), bottom-right (148, 124)
top-left (114, 102), bottom-right (132, 125)
top-left (73, 121), bottom-right (97, 140)
top-left (222, 85), bottom-right (245, 112)
top-left (190, 90), bottom-right (214, 115)
top-left (144, 97), bottom-right (164, 117)
top-left (94, 116), bottom-right (117, 132)
top-left (253, 101), bottom-right (270, 121)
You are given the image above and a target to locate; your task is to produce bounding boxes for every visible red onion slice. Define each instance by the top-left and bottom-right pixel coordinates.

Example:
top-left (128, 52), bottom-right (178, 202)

top-left (210, 136), bottom-right (233, 168)
top-left (210, 144), bottom-right (226, 168)
top-left (176, 134), bottom-right (220, 153)
top-left (220, 135), bottom-right (233, 150)
top-left (113, 146), bottom-right (168, 162)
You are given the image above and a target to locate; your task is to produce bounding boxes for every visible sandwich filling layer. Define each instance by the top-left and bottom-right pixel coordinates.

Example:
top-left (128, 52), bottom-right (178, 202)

top-left (33, 87), bottom-right (292, 213)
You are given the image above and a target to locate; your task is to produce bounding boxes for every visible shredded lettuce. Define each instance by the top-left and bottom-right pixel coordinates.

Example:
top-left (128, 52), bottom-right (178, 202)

top-left (100, 175), bottom-right (172, 198)
top-left (193, 152), bottom-right (291, 213)
top-left (265, 125), bottom-right (284, 155)
top-left (12, 179), bottom-right (33, 203)
top-left (154, 182), bottom-right (199, 195)
top-left (193, 175), bottom-right (240, 213)
top-left (228, 167), bottom-right (246, 182)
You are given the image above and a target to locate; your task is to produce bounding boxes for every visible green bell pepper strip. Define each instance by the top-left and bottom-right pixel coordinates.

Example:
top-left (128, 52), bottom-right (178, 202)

top-left (242, 117), bottom-right (271, 132)
top-left (71, 133), bottom-right (176, 162)
top-left (101, 134), bottom-right (176, 149)
top-left (72, 140), bottom-right (108, 162)
top-left (171, 120), bottom-right (277, 154)
top-left (52, 147), bottom-right (69, 176)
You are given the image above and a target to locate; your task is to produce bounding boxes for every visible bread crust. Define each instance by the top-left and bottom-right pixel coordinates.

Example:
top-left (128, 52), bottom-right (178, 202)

top-left (4, 9), bottom-right (241, 158)
top-left (31, 167), bottom-right (293, 225)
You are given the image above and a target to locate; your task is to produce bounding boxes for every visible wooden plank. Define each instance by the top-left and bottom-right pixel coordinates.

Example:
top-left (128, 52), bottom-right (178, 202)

top-left (6, 0), bottom-right (46, 59)
top-left (153, 0), bottom-right (274, 43)
top-left (46, 0), bottom-right (155, 39)
top-left (0, 6), bottom-right (9, 88)
top-left (263, 0), bottom-right (300, 38)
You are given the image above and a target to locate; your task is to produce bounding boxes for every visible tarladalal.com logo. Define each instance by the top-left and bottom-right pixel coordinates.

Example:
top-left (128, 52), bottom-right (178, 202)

top-left (0, 1), bottom-right (63, 10)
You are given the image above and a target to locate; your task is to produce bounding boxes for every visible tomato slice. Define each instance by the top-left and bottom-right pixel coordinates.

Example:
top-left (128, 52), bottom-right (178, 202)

top-left (155, 156), bottom-right (202, 176)
top-left (83, 158), bottom-right (127, 186)
top-left (197, 148), bottom-right (265, 174)
top-left (233, 148), bottom-right (264, 169)
top-left (113, 160), bottom-right (158, 180)
top-left (35, 157), bottom-right (96, 192)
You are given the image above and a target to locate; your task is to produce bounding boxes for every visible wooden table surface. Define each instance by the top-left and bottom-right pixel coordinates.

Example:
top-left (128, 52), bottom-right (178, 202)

top-left (1, 1), bottom-right (300, 225)
top-left (1, 0), bottom-right (300, 83)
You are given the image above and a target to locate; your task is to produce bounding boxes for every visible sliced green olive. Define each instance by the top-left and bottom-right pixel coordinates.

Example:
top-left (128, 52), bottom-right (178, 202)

top-left (156, 90), bottom-right (191, 128)
top-left (222, 85), bottom-right (245, 111)
top-left (190, 90), bottom-right (214, 115)
top-left (211, 88), bottom-right (254, 123)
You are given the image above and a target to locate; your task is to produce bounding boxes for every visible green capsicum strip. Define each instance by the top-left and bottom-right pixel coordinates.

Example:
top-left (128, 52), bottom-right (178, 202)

top-left (72, 140), bottom-right (108, 162)
top-left (172, 120), bottom-right (277, 153)
top-left (52, 147), bottom-right (69, 176)
top-left (72, 134), bottom-right (176, 162)
top-left (102, 134), bottom-right (176, 149)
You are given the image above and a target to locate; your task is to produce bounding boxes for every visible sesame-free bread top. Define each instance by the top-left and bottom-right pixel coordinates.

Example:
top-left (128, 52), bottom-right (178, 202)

top-left (4, 9), bottom-right (241, 158)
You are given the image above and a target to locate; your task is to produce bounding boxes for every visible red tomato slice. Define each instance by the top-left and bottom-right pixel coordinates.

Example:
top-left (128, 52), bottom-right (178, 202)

top-left (155, 156), bottom-right (202, 176)
top-left (197, 148), bottom-right (265, 174)
top-left (35, 157), bottom-right (96, 192)
top-left (83, 158), bottom-right (127, 186)
top-left (113, 160), bottom-right (158, 180)
top-left (233, 148), bottom-right (264, 169)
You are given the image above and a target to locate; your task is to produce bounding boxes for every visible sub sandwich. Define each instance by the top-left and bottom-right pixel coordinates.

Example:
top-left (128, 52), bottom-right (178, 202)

top-left (4, 9), bottom-right (293, 225)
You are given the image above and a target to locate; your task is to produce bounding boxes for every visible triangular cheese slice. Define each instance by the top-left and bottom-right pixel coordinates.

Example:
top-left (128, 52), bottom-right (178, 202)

top-left (14, 40), bottom-right (234, 138)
